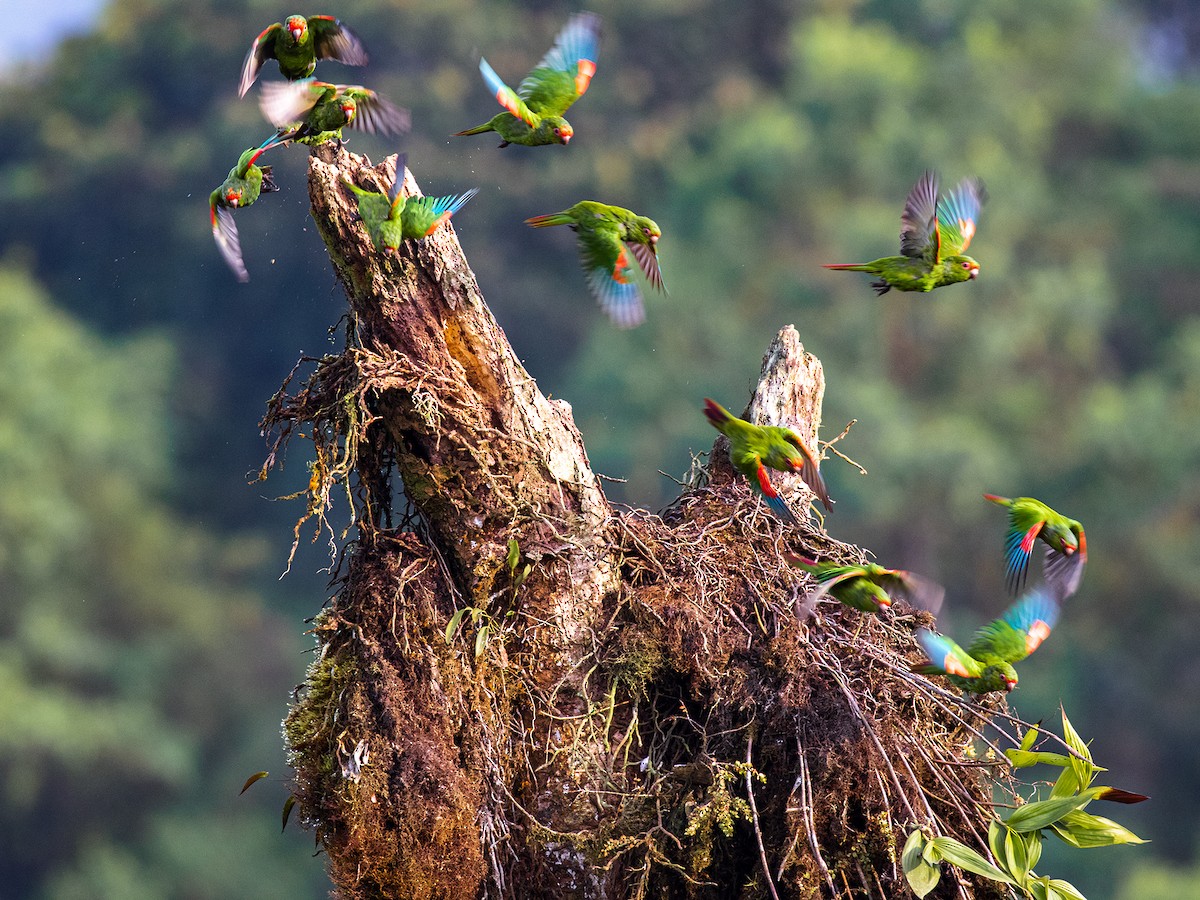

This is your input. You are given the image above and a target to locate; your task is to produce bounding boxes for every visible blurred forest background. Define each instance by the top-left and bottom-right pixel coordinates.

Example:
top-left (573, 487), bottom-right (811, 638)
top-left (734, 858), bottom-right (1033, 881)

top-left (1, 0), bottom-right (1198, 896)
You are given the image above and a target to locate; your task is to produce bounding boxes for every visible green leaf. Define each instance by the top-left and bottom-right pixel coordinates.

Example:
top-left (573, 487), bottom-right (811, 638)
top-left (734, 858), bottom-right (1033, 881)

top-left (902, 830), bottom-right (941, 898)
top-left (988, 820), bottom-right (1007, 868)
top-left (1051, 763), bottom-right (1082, 799)
top-left (474, 623), bottom-right (490, 660)
top-left (1026, 829), bottom-right (1043, 871)
top-left (1006, 748), bottom-right (1073, 769)
top-left (928, 837), bottom-right (1016, 884)
top-left (1006, 795), bottom-right (1092, 833)
top-left (239, 770), bottom-right (269, 795)
top-left (1020, 723), bottom-right (1040, 752)
top-left (506, 538), bottom-right (520, 574)
top-left (1004, 826), bottom-right (1031, 885)
top-left (514, 562), bottom-right (531, 590)
top-left (281, 794), bottom-right (297, 832)
top-left (1050, 810), bottom-right (1147, 848)
top-left (445, 606), bottom-right (470, 644)
top-left (1047, 878), bottom-right (1088, 900)
top-left (1060, 706), bottom-right (1095, 790)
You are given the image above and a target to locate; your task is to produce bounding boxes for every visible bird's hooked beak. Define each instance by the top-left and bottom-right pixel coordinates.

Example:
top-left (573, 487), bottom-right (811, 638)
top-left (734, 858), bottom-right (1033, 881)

top-left (289, 22), bottom-right (305, 42)
top-left (1004, 677), bottom-right (1017, 692)
top-left (1062, 544), bottom-right (1076, 555)
top-left (225, 191), bottom-right (240, 208)
top-left (969, 266), bottom-right (980, 280)
top-left (877, 595), bottom-right (893, 609)
top-left (649, 234), bottom-right (659, 245)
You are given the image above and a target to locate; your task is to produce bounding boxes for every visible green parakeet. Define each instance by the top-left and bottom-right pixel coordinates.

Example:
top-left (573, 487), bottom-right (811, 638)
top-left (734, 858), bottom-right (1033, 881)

top-left (785, 556), bottom-right (944, 616)
top-left (454, 12), bottom-right (600, 147)
top-left (984, 493), bottom-right (1087, 598)
top-left (824, 171), bottom-right (986, 295)
top-left (913, 584), bottom-right (1061, 694)
top-left (259, 78), bottom-right (410, 145)
top-left (209, 135), bottom-right (286, 282)
top-left (341, 154), bottom-right (478, 253)
top-left (703, 398), bottom-right (832, 523)
top-left (238, 14), bottom-right (368, 97)
top-left (525, 201), bottom-right (664, 328)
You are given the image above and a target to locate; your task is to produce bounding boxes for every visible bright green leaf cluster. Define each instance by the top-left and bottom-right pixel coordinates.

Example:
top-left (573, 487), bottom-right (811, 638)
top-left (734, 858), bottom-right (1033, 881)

top-left (903, 708), bottom-right (1145, 898)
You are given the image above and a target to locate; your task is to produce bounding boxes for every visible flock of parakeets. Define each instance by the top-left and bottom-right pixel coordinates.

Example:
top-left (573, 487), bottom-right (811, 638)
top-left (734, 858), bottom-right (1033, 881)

top-left (209, 13), bottom-right (1082, 697)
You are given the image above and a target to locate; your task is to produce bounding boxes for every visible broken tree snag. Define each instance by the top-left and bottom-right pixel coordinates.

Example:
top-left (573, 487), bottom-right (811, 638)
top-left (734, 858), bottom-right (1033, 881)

top-left (278, 144), bottom-right (1005, 900)
top-left (306, 142), bottom-right (616, 600)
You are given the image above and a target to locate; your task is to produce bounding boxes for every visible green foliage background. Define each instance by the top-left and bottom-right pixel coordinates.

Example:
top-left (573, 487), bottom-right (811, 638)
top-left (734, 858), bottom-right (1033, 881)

top-left (0, 0), bottom-right (1197, 896)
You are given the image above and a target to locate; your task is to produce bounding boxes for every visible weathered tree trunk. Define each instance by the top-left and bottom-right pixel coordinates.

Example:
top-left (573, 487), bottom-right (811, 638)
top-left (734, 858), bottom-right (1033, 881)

top-left (267, 145), bottom-right (1005, 900)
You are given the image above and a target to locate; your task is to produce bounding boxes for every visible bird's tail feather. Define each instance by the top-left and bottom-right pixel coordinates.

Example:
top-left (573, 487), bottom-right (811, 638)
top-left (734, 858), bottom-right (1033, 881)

top-left (524, 213), bottom-right (574, 228)
top-left (453, 123), bottom-right (494, 136)
top-left (823, 263), bottom-right (871, 271)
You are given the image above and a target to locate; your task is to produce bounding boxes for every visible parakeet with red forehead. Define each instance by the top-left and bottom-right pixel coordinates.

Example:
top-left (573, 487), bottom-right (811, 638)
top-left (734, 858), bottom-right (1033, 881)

top-left (454, 11), bottom-right (601, 148)
top-left (238, 14), bottom-right (368, 97)
top-left (912, 584), bottom-right (1062, 694)
top-left (525, 201), bottom-right (663, 327)
top-left (703, 398), bottom-right (832, 523)
top-left (341, 154), bottom-right (478, 253)
top-left (209, 135), bottom-right (286, 282)
top-left (259, 78), bottom-right (410, 145)
top-left (785, 556), bottom-right (944, 616)
top-left (984, 493), bottom-right (1088, 598)
top-left (824, 171), bottom-right (986, 295)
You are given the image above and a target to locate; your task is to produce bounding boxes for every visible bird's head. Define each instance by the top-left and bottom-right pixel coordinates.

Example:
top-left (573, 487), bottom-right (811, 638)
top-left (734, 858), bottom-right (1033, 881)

top-left (545, 117), bottom-right (572, 145)
top-left (987, 663), bottom-right (1019, 693)
top-left (341, 98), bottom-right (358, 123)
top-left (946, 254), bottom-right (981, 282)
top-left (1045, 523), bottom-right (1078, 555)
top-left (224, 188), bottom-right (242, 208)
top-left (286, 16), bottom-right (307, 43)
top-left (635, 216), bottom-right (662, 246)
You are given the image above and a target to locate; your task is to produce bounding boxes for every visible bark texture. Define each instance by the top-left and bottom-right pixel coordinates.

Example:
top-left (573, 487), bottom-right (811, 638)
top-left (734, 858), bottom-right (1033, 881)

top-left (269, 145), bottom-right (1006, 900)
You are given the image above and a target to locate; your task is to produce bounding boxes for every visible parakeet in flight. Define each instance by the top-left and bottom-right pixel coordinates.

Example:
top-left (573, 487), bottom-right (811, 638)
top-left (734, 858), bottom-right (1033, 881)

top-left (259, 78), bottom-right (410, 145)
top-left (454, 11), bottom-right (601, 147)
top-left (341, 154), bottom-right (478, 253)
top-left (525, 201), bottom-right (664, 328)
top-left (703, 398), bottom-right (832, 523)
top-left (209, 135), bottom-right (286, 282)
top-left (785, 556), bottom-right (944, 616)
top-left (238, 14), bottom-right (369, 97)
top-left (824, 171), bottom-right (986, 295)
top-left (984, 493), bottom-right (1087, 598)
top-left (912, 584), bottom-right (1062, 694)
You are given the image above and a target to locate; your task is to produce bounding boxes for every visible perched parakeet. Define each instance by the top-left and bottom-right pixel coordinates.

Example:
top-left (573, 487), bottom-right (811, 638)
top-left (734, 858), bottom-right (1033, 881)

top-left (984, 493), bottom-right (1087, 598)
top-left (454, 12), bottom-right (600, 147)
top-left (238, 15), bottom-right (368, 97)
top-left (785, 556), bottom-right (944, 616)
top-left (703, 398), bottom-right (832, 523)
top-left (912, 584), bottom-right (1062, 694)
top-left (824, 171), bottom-right (986, 295)
top-left (259, 78), bottom-right (410, 145)
top-left (525, 201), bottom-right (664, 328)
top-left (209, 135), bottom-right (286, 282)
top-left (341, 154), bottom-right (478, 253)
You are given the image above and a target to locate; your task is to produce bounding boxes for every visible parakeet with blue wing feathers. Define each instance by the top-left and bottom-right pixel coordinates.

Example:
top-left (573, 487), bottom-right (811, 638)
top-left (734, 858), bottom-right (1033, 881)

top-left (209, 134), bottom-right (287, 282)
top-left (341, 154), bottom-right (478, 253)
top-left (984, 493), bottom-right (1087, 599)
top-left (525, 201), bottom-right (663, 328)
top-left (825, 171), bottom-right (986, 295)
top-left (912, 584), bottom-right (1062, 694)
top-left (455, 12), bottom-right (601, 147)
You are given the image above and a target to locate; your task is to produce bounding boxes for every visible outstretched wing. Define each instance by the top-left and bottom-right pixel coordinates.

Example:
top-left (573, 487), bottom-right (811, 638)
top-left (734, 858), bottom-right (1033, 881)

top-left (899, 170), bottom-right (939, 259)
top-left (577, 224), bottom-right (645, 328)
top-left (876, 569), bottom-right (945, 615)
top-left (969, 584), bottom-right (1061, 665)
top-left (238, 22), bottom-right (281, 98)
top-left (914, 630), bottom-right (984, 679)
top-left (401, 189), bottom-right (480, 237)
top-left (211, 203), bottom-right (248, 283)
top-left (999, 503), bottom-right (1050, 595)
top-left (935, 177), bottom-right (986, 257)
top-left (342, 87), bottom-right (412, 136)
top-left (479, 58), bottom-right (540, 127)
top-left (805, 565), bottom-right (870, 604)
top-left (518, 12), bottom-right (601, 116)
top-left (258, 78), bottom-right (327, 126)
top-left (1043, 530), bottom-right (1087, 600)
top-left (781, 430), bottom-right (832, 511)
top-left (627, 242), bottom-right (665, 292)
top-left (308, 16), bottom-right (369, 67)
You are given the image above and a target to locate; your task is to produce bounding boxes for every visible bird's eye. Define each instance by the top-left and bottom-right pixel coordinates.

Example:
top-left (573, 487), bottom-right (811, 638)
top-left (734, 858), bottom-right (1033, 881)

top-left (962, 261), bottom-right (970, 269)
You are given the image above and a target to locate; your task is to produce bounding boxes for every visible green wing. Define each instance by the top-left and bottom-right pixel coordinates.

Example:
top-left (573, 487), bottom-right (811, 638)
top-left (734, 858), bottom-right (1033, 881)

top-left (915, 630), bottom-right (984, 678)
top-left (518, 12), bottom-right (601, 116)
top-left (307, 16), bottom-right (369, 66)
top-left (899, 170), bottom-right (939, 259)
top-left (967, 585), bottom-right (1060, 665)
top-left (576, 220), bottom-right (644, 327)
